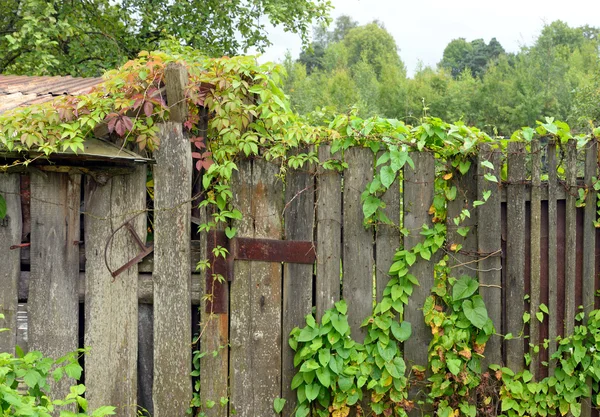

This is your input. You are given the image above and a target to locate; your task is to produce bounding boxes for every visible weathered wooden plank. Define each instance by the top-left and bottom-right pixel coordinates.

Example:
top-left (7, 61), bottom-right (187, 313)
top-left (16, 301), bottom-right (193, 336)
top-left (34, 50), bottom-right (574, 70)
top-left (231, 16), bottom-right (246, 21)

top-left (583, 140), bottom-right (598, 315)
top-left (581, 139), bottom-right (597, 417)
top-left (477, 144), bottom-right (502, 368)
top-left (165, 63), bottom-right (189, 124)
top-left (19, 271), bottom-right (203, 304)
top-left (29, 172), bottom-right (80, 408)
top-left (282, 152), bottom-right (315, 416)
top-left (506, 141), bottom-right (526, 371)
top-left (547, 140), bottom-right (558, 370)
top-left (564, 139), bottom-right (577, 336)
top-left (230, 158), bottom-right (283, 417)
top-left (200, 204), bottom-right (229, 417)
top-left (316, 144), bottom-right (342, 319)
top-left (375, 151), bottom-right (400, 302)
top-left (84, 167), bottom-right (146, 416)
top-left (446, 157), bottom-right (478, 278)
top-left (343, 147), bottom-right (374, 343)
top-left (153, 120), bottom-right (193, 417)
top-left (0, 173), bottom-right (21, 354)
top-left (403, 152), bottom-right (435, 416)
top-left (529, 140), bottom-right (542, 378)
top-left (138, 304), bottom-right (154, 417)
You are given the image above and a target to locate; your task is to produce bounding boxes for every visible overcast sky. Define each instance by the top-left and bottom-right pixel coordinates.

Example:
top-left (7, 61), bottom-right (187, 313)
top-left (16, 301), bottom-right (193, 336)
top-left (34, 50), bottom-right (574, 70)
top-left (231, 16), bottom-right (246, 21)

top-left (254, 0), bottom-right (600, 76)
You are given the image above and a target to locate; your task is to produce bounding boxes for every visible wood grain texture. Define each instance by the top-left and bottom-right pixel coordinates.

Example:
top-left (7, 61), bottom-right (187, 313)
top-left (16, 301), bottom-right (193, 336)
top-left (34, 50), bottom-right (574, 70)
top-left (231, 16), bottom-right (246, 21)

top-left (564, 140), bottom-right (577, 336)
top-left (0, 174), bottom-right (21, 355)
top-left (446, 158), bottom-right (478, 278)
top-left (403, 153), bottom-right (434, 416)
top-left (230, 158), bottom-right (283, 417)
top-left (29, 172), bottom-right (80, 410)
top-left (342, 147), bottom-right (374, 343)
top-left (581, 140), bottom-right (596, 417)
top-left (165, 63), bottom-right (189, 123)
top-left (200, 205), bottom-right (229, 417)
top-left (547, 141), bottom-right (558, 370)
top-left (138, 304), bottom-right (154, 416)
top-left (583, 139), bottom-right (598, 316)
top-left (19, 271), bottom-right (202, 304)
top-left (84, 167), bottom-right (146, 416)
top-left (316, 144), bottom-right (342, 319)
top-left (476, 144), bottom-right (502, 368)
top-left (375, 152), bottom-right (400, 302)
top-left (282, 153), bottom-right (315, 416)
top-left (153, 122), bottom-right (193, 417)
top-left (506, 142), bottom-right (526, 371)
top-left (529, 140), bottom-right (542, 378)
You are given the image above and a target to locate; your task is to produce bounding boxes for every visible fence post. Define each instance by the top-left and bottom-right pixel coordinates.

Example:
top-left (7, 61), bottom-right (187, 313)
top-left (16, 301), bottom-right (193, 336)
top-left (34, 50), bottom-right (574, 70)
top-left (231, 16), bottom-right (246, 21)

top-left (316, 144), bottom-right (341, 319)
top-left (376, 151), bottom-right (401, 303)
top-left (282, 149), bottom-right (315, 416)
top-left (564, 139), bottom-right (577, 336)
top-left (506, 142), bottom-right (526, 371)
top-left (477, 144), bottom-right (502, 368)
top-left (342, 147), bottom-right (374, 343)
top-left (529, 139), bottom-right (542, 378)
top-left (84, 168), bottom-right (146, 416)
top-left (153, 63), bottom-right (193, 417)
top-left (547, 140), bottom-right (558, 371)
top-left (0, 174), bottom-right (22, 354)
top-left (403, 152), bottom-right (435, 416)
top-left (29, 172), bottom-right (80, 409)
top-left (230, 158), bottom-right (283, 417)
top-left (580, 139), bottom-right (598, 417)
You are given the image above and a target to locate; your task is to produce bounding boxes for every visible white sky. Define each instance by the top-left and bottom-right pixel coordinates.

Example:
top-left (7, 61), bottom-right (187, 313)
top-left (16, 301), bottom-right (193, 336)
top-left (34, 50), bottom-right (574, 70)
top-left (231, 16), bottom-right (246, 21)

top-left (254, 0), bottom-right (600, 76)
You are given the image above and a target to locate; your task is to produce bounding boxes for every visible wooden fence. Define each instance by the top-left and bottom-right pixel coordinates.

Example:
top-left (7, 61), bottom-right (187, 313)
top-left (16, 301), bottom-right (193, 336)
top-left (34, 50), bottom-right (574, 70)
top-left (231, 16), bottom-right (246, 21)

top-left (1, 67), bottom-right (600, 417)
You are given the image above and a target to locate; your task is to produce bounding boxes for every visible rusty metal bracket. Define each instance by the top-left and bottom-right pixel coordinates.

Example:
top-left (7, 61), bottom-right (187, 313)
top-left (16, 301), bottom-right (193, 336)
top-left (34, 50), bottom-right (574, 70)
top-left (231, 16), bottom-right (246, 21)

top-left (105, 216), bottom-right (154, 279)
top-left (206, 230), bottom-right (316, 313)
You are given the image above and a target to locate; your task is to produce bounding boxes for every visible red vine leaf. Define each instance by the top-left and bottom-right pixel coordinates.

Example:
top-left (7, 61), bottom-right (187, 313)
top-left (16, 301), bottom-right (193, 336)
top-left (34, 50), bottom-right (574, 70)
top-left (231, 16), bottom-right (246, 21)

top-left (143, 101), bottom-right (153, 117)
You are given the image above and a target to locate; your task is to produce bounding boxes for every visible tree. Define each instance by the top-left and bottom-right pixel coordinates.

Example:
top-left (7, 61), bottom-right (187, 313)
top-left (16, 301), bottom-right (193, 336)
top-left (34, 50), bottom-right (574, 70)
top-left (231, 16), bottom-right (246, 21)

top-left (343, 21), bottom-right (403, 79)
top-left (439, 37), bottom-right (505, 78)
top-left (297, 15), bottom-right (357, 74)
top-left (1, 0), bottom-right (331, 76)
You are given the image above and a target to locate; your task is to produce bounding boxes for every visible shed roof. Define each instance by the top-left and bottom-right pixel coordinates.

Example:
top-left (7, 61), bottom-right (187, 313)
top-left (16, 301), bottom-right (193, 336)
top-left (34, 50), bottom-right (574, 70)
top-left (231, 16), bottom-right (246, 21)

top-left (0, 75), bottom-right (151, 166)
top-left (0, 75), bottom-right (103, 113)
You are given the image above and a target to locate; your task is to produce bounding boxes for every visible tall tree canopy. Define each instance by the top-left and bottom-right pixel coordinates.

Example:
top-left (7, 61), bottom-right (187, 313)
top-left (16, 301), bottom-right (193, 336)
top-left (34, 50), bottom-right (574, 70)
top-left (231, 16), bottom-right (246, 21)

top-left (439, 37), bottom-right (506, 78)
top-left (0, 0), bottom-right (331, 76)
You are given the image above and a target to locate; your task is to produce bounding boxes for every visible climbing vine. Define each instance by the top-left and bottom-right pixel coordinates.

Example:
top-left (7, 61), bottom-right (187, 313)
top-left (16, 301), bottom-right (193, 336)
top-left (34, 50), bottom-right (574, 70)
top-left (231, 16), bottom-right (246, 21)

top-left (2, 43), bottom-right (600, 417)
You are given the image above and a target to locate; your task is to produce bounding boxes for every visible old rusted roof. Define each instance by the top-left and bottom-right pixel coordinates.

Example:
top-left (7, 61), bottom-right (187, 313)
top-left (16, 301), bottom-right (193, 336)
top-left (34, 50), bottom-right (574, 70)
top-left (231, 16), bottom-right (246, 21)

top-left (0, 74), bottom-right (103, 113)
top-left (0, 74), bottom-right (151, 165)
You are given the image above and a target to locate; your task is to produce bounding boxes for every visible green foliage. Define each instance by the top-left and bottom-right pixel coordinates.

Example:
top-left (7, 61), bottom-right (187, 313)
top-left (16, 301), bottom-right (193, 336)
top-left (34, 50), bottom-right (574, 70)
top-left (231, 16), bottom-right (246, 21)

top-left (285, 20), bottom-right (600, 135)
top-left (0, 322), bottom-right (115, 417)
top-left (0, 0), bottom-right (331, 76)
top-left (4, 42), bottom-right (600, 417)
top-left (439, 37), bottom-right (506, 78)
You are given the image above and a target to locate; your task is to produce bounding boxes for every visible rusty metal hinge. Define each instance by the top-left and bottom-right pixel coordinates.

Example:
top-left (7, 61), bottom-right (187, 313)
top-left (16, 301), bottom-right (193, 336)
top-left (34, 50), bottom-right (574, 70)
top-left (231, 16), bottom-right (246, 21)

top-left (206, 230), bottom-right (316, 314)
top-left (106, 217), bottom-right (154, 279)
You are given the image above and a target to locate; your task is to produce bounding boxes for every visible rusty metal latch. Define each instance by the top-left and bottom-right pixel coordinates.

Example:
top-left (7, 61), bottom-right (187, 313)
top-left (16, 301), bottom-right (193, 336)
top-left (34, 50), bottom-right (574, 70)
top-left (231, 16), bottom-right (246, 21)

top-left (105, 217), bottom-right (154, 279)
top-left (206, 230), bottom-right (316, 313)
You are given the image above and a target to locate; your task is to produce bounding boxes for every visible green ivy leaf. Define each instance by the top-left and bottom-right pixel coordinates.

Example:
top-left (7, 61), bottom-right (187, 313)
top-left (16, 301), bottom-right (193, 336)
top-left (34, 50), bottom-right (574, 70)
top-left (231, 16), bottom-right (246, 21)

top-left (452, 276), bottom-right (479, 301)
top-left (390, 321), bottom-right (411, 342)
top-left (447, 358), bottom-right (461, 375)
top-left (0, 194), bottom-right (6, 219)
top-left (225, 227), bottom-right (237, 239)
top-left (363, 195), bottom-right (381, 218)
top-left (316, 366), bottom-right (331, 387)
top-left (462, 296), bottom-right (488, 329)
top-left (64, 362), bottom-right (82, 379)
top-left (305, 383), bottom-right (320, 401)
top-left (380, 165), bottom-right (396, 189)
top-left (273, 398), bottom-right (286, 414)
top-left (331, 314), bottom-right (349, 336)
top-left (318, 349), bottom-right (330, 367)
top-left (481, 160), bottom-right (494, 170)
